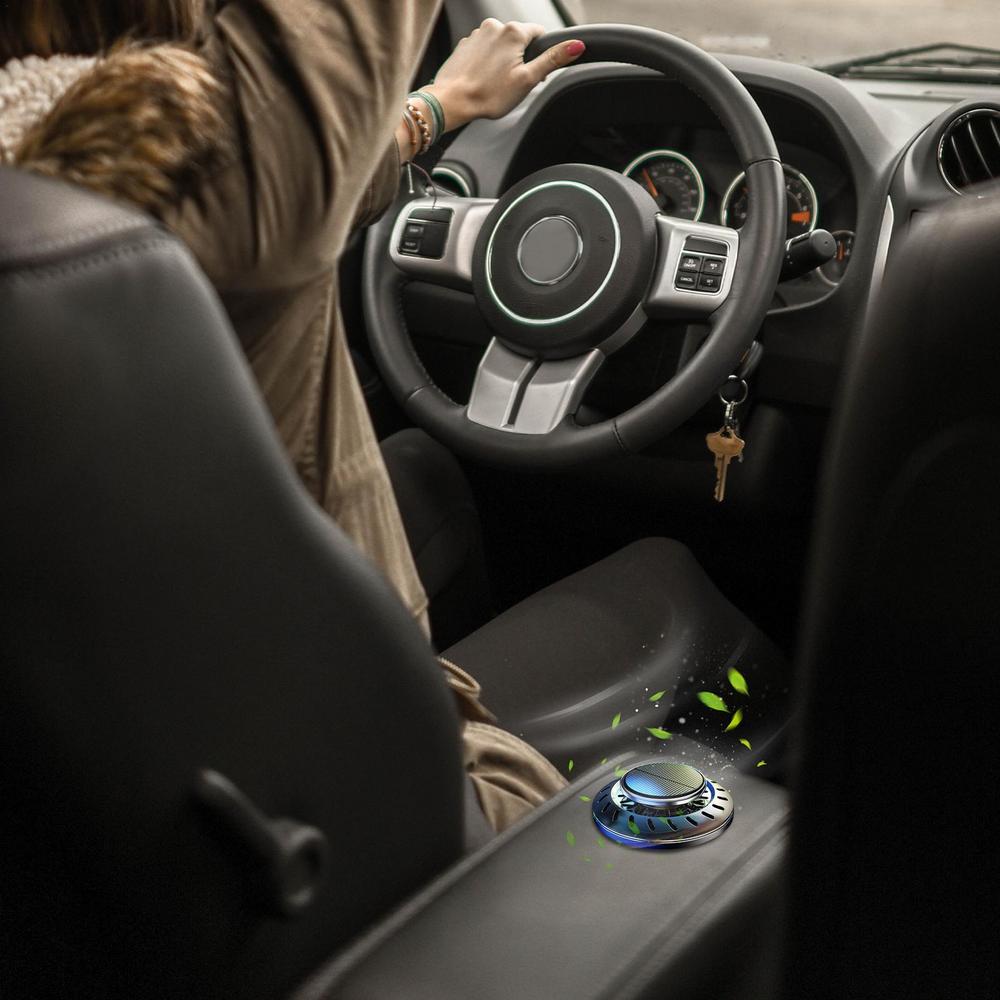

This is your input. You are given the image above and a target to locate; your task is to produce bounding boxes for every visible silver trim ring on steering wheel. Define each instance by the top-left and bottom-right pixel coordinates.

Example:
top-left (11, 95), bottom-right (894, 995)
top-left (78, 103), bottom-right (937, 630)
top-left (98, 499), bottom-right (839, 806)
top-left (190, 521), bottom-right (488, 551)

top-left (484, 180), bottom-right (622, 326)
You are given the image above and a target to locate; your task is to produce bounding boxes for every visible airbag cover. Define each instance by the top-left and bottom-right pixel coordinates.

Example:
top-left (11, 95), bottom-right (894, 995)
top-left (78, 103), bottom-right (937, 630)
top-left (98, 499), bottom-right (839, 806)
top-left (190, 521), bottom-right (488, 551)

top-left (472, 164), bottom-right (658, 359)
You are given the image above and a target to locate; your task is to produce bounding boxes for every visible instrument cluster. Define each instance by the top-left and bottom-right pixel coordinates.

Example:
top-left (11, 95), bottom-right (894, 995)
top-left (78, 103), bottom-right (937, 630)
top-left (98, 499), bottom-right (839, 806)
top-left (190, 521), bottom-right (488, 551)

top-left (619, 146), bottom-right (854, 286)
top-left (623, 149), bottom-right (819, 237)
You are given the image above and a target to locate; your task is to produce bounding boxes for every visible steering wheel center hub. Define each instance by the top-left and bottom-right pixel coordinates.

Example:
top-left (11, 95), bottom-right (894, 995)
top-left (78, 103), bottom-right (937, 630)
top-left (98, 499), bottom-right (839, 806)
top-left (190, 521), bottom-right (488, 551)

top-left (516, 215), bottom-right (583, 285)
top-left (473, 164), bottom-right (659, 359)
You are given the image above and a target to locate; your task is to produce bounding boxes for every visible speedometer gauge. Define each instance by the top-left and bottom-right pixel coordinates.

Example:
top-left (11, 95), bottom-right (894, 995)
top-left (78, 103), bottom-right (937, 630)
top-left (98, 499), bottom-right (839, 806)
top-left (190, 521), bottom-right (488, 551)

top-left (721, 163), bottom-right (819, 239)
top-left (623, 150), bottom-right (705, 221)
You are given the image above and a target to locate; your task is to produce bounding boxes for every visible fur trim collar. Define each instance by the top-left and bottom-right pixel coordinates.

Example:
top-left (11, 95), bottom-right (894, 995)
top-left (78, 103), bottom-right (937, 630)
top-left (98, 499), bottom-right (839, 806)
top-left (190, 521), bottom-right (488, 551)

top-left (0, 55), bottom-right (97, 163)
top-left (3, 46), bottom-right (223, 219)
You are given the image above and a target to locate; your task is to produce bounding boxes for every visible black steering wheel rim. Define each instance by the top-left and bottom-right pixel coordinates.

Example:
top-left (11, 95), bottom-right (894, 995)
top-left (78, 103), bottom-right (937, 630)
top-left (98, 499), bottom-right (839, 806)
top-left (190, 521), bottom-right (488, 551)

top-left (363, 24), bottom-right (786, 469)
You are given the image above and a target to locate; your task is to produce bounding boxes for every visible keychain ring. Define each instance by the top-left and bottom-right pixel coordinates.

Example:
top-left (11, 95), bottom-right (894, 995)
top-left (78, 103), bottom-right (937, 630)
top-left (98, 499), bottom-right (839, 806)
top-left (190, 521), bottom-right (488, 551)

top-left (718, 376), bottom-right (749, 407)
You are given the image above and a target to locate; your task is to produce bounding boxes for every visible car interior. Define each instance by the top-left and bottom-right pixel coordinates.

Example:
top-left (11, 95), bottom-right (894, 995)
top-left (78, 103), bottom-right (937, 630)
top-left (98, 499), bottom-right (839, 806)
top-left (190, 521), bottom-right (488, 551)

top-left (1, 0), bottom-right (997, 997)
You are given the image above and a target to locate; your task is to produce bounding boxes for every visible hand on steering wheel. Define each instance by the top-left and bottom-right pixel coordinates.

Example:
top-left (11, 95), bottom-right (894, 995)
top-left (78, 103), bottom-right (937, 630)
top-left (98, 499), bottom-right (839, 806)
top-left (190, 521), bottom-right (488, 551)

top-left (365, 25), bottom-right (786, 469)
top-left (423, 19), bottom-right (586, 131)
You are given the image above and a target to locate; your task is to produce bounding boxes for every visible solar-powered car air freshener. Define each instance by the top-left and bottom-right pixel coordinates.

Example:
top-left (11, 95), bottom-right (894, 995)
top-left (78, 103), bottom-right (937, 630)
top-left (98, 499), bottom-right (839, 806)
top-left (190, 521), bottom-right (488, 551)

top-left (592, 761), bottom-right (734, 847)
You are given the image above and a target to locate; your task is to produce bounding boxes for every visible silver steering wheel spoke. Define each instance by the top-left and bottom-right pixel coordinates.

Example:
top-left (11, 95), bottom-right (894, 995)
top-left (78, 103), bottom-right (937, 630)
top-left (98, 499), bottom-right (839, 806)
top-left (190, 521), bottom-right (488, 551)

top-left (644, 215), bottom-right (740, 321)
top-left (389, 196), bottom-right (497, 290)
top-left (466, 339), bottom-right (604, 435)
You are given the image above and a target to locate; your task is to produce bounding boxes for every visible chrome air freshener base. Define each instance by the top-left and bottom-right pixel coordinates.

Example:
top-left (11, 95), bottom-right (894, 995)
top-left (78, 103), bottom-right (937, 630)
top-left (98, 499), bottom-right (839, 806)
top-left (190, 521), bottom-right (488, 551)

top-left (592, 761), bottom-right (734, 848)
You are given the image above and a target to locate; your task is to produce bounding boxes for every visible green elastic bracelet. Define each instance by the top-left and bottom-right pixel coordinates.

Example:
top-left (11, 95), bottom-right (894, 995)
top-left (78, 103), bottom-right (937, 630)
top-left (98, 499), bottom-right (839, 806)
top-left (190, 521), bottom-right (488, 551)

top-left (412, 90), bottom-right (445, 141)
top-left (417, 91), bottom-right (445, 137)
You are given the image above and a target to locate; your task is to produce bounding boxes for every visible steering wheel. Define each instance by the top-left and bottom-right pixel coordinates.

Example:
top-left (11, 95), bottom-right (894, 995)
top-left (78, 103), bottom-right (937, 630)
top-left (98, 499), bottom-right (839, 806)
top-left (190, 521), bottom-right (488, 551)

top-left (363, 25), bottom-right (785, 468)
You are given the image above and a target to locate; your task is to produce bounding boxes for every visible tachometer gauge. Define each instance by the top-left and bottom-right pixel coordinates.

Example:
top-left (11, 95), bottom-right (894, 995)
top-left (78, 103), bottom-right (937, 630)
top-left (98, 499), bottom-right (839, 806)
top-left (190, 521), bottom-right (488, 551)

top-left (623, 150), bottom-right (705, 221)
top-left (818, 230), bottom-right (854, 286)
top-left (721, 163), bottom-right (819, 239)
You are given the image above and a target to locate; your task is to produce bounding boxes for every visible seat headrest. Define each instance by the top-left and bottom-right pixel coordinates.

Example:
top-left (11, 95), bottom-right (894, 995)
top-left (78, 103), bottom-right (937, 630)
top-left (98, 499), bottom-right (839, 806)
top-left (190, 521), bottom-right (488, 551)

top-left (0, 167), bottom-right (152, 271)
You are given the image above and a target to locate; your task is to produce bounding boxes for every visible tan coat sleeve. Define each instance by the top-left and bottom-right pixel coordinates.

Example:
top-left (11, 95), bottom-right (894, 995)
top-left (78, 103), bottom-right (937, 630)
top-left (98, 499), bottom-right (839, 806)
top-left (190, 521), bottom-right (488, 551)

top-left (173, 0), bottom-right (441, 289)
top-left (353, 139), bottom-right (402, 230)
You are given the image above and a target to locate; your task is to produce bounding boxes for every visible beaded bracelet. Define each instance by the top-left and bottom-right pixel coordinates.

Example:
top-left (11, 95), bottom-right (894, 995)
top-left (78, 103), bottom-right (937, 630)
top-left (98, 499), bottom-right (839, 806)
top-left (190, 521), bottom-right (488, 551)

top-left (400, 108), bottom-right (422, 157)
top-left (404, 99), bottom-right (434, 155)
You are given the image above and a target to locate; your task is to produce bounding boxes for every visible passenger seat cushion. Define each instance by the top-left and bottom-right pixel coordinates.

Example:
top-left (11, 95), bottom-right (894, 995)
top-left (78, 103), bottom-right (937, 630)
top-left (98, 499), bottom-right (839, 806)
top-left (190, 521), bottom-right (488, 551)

top-left (444, 538), bottom-right (787, 773)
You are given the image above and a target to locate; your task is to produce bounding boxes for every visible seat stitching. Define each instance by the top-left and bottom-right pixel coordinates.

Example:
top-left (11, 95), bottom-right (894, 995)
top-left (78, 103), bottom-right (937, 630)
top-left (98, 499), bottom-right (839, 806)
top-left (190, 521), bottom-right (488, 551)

top-left (0, 216), bottom-right (154, 267)
top-left (0, 237), bottom-right (188, 288)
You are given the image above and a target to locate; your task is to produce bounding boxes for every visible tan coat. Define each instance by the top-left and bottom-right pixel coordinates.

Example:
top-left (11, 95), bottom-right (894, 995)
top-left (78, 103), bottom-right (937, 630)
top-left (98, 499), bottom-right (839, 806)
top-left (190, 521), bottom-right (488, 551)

top-left (10, 0), bottom-right (566, 830)
top-left (169, 0), bottom-right (432, 628)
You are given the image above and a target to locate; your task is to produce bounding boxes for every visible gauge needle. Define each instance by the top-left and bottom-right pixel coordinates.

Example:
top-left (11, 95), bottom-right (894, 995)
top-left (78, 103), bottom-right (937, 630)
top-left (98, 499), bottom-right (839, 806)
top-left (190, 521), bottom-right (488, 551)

top-left (791, 210), bottom-right (812, 224)
top-left (642, 168), bottom-right (658, 199)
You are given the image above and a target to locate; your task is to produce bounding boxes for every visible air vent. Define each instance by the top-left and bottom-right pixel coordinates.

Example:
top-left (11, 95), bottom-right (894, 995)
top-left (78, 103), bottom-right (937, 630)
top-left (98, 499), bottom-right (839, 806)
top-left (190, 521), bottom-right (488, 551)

top-left (938, 108), bottom-right (1000, 193)
top-left (430, 166), bottom-right (473, 198)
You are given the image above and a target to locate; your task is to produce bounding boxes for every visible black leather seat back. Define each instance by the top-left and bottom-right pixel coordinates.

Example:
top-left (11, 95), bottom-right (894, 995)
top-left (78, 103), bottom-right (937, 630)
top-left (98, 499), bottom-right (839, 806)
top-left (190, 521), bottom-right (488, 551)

top-left (0, 169), bottom-right (464, 999)
top-left (786, 193), bottom-right (1000, 998)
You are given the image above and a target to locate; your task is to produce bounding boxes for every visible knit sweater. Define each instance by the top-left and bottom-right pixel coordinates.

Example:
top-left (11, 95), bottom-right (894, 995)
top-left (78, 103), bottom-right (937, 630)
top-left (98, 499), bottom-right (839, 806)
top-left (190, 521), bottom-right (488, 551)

top-left (0, 55), bottom-right (96, 162)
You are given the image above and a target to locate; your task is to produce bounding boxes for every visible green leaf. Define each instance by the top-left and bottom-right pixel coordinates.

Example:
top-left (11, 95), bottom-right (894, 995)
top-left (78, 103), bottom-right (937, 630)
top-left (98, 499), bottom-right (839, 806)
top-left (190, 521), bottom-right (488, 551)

top-left (566, 830), bottom-right (576, 846)
top-left (600, 757), bottom-right (608, 765)
top-left (614, 765), bottom-right (628, 778)
top-left (697, 691), bottom-right (729, 713)
top-left (756, 760), bottom-right (767, 768)
top-left (739, 738), bottom-right (752, 750)
top-left (567, 759), bottom-right (574, 772)
top-left (646, 727), bottom-right (673, 740)
top-left (582, 856), bottom-right (592, 863)
top-left (579, 795), bottom-right (591, 802)
top-left (605, 862), bottom-right (615, 871)
top-left (723, 708), bottom-right (744, 732)
top-left (649, 690), bottom-right (667, 702)
top-left (595, 838), bottom-right (606, 848)
top-left (610, 712), bottom-right (622, 729)
top-left (727, 666), bottom-right (749, 696)
top-left (627, 816), bottom-right (641, 836)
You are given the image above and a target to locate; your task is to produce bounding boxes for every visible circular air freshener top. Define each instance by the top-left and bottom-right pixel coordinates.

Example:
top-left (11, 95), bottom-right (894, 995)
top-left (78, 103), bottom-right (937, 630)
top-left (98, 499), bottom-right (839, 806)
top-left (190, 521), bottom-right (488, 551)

top-left (592, 761), bottom-right (734, 848)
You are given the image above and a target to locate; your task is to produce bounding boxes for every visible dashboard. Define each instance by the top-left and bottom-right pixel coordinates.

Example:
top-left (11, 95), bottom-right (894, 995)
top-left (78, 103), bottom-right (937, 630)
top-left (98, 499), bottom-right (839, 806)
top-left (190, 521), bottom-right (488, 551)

top-left (497, 77), bottom-right (859, 310)
top-left (415, 57), bottom-right (999, 415)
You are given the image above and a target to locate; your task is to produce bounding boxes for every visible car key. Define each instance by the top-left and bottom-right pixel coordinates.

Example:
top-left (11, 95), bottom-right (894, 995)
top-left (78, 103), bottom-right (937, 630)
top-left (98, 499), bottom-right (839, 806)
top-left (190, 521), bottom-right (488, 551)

top-left (706, 427), bottom-right (745, 502)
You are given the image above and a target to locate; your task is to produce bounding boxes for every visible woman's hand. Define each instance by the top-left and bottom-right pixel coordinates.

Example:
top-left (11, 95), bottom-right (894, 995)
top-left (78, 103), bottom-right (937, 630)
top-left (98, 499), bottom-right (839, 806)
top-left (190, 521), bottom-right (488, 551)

top-left (424, 19), bottom-right (585, 132)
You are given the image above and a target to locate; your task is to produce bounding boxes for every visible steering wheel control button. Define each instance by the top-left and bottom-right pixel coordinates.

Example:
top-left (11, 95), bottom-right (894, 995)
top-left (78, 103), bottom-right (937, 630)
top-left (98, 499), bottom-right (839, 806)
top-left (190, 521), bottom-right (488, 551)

top-left (517, 216), bottom-right (583, 286)
top-left (674, 251), bottom-right (726, 292)
top-left (683, 236), bottom-right (729, 256)
top-left (592, 761), bottom-right (734, 848)
top-left (410, 208), bottom-right (454, 224)
top-left (399, 209), bottom-right (452, 259)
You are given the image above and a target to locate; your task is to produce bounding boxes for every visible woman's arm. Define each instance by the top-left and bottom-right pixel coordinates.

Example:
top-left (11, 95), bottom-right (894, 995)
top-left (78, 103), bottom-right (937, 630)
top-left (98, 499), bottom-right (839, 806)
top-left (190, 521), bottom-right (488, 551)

top-left (177, 4), bottom-right (583, 283)
top-left (176, 0), bottom-right (444, 286)
top-left (393, 20), bottom-right (585, 163)
top-left (358, 20), bottom-right (584, 231)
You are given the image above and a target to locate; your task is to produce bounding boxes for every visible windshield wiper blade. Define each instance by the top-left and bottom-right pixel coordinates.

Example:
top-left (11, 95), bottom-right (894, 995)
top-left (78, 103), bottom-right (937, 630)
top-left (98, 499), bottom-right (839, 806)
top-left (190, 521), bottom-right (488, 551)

top-left (916, 53), bottom-right (1000, 68)
top-left (822, 42), bottom-right (1000, 77)
top-left (837, 64), bottom-right (1000, 83)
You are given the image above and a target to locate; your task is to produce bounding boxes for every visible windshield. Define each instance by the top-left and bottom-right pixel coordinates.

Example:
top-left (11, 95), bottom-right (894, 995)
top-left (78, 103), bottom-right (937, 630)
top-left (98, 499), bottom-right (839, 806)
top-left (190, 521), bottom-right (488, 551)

top-left (561, 0), bottom-right (1000, 69)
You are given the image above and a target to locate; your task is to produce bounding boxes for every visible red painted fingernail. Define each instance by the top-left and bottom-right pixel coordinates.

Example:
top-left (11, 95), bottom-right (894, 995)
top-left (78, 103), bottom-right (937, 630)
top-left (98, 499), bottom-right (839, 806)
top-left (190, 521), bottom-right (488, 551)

top-left (566, 40), bottom-right (586, 57)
